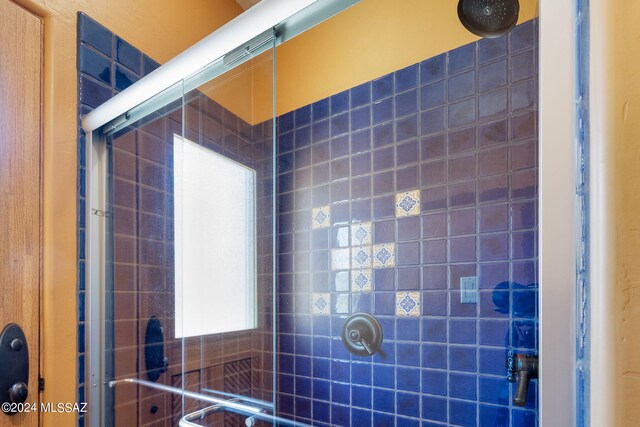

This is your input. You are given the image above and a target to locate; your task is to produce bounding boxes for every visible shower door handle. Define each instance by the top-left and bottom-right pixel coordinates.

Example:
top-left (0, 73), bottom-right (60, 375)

top-left (0, 323), bottom-right (30, 414)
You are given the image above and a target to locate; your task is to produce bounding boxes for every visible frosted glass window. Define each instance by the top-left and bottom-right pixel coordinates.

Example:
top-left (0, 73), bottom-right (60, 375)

top-left (174, 136), bottom-right (256, 338)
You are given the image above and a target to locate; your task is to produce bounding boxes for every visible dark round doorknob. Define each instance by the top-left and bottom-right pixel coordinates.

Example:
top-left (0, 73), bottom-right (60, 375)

top-left (10, 339), bottom-right (23, 352)
top-left (8, 382), bottom-right (28, 404)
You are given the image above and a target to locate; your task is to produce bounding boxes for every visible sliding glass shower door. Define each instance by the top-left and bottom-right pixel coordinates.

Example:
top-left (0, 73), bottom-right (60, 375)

top-left (95, 44), bottom-right (277, 426)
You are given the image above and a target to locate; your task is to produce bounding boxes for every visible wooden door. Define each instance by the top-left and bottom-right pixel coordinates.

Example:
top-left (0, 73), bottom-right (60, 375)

top-left (0, 0), bottom-right (42, 426)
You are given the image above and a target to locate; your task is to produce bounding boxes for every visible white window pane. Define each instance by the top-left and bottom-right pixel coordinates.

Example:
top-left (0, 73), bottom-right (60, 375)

top-left (174, 136), bottom-right (256, 338)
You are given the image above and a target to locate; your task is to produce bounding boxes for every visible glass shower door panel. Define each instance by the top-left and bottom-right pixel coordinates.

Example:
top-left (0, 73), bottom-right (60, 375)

top-left (175, 49), bottom-right (275, 427)
top-left (106, 47), bottom-right (275, 427)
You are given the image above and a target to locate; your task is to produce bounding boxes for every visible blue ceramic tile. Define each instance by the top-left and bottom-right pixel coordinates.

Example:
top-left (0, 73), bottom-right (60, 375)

top-left (512, 409), bottom-right (537, 427)
top-left (373, 364), bottom-right (395, 389)
top-left (396, 392), bottom-right (420, 417)
top-left (331, 90), bottom-right (350, 116)
top-left (313, 379), bottom-right (330, 401)
top-left (312, 139), bottom-right (331, 163)
top-left (478, 34), bottom-right (508, 64)
top-left (313, 97), bottom-right (331, 121)
top-left (313, 337), bottom-right (330, 358)
top-left (352, 408), bottom-right (372, 425)
top-left (352, 362), bottom-right (372, 385)
top-left (449, 98), bottom-right (476, 128)
top-left (421, 80), bottom-right (446, 110)
top-left (313, 316), bottom-right (330, 336)
top-left (331, 360), bottom-right (350, 382)
top-left (295, 335), bottom-right (312, 355)
top-left (331, 134), bottom-right (350, 158)
top-left (449, 399), bottom-right (476, 427)
top-left (421, 369), bottom-right (447, 396)
top-left (79, 44), bottom-right (111, 85)
top-left (479, 88), bottom-right (508, 119)
top-left (351, 198), bottom-right (371, 221)
top-left (479, 347), bottom-right (505, 375)
top-left (511, 19), bottom-right (535, 53)
top-left (378, 317), bottom-right (395, 340)
top-left (373, 73), bottom-right (394, 101)
top-left (294, 397), bottom-right (311, 418)
top-left (449, 319), bottom-right (477, 344)
top-left (397, 342), bottom-right (420, 366)
top-left (115, 37), bottom-right (140, 73)
top-left (373, 98), bottom-right (394, 125)
top-left (397, 242), bottom-right (420, 266)
top-left (352, 292), bottom-right (372, 313)
top-left (351, 128), bottom-right (371, 153)
top-left (313, 400), bottom-right (330, 423)
top-left (421, 395), bottom-right (447, 423)
top-left (295, 104), bottom-right (311, 128)
top-left (448, 43), bottom-right (475, 75)
top-left (480, 404), bottom-right (510, 426)
top-left (421, 53), bottom-right (446, 84)
top-left (331, 112), bottom-right (350, 137)
top-left (332, 382), bottom-right (351, 404)
top-left (479, 319), bottom-right (509, 346)
top-left (279, 131), bottom-right (294, 152)
top-left (280, 112), bottom-right (295, 134)
top-left (295, 125), bottom-right (312, 148)
top-left (351, 106), bottom-right (371, 131)
top-left (142, 55), bottom-right (159, 75)
top-left (422, 318), bottom-right (447, 342)
top-left (395, 64), bottom-right (419, 92)
top-left (313, 357), bottom-right (330, 378)
top-left (396, 114), bottom-right (419, 141)
top-left (422, 343), bottom-right (447, 369)
top-left (351, 82), bottom-right (371, 108)
top-left (449, 346), bottom-right (477, 372)
top-left (397, 267), bottom-right (420, 291)
top-left (352, 385), bottom-right (372, 408)
top-left (422, 291), bottom-right (447, 316)
top-left (373, 122), bottom-right (393, 147)
top-left (512, 320), bottom-right (537, 349)
top-left (479, 59), bottom-right (508, 93)
top-left (396, 89), bottom-right (418, 117)
top-left (80, 76), bottom-right (112, 108)
top-left (448, 70), bottom-right (476, 101)
top-left (421, 107), bottom-right (446, 135)
top-left (77, 323), bottom-right (85, 353)
top-left (512, 290), bottom-right (537, 319)
top-left (374, 293), bottom-right (395, 315)
top-left (397, 367), bottom-right (421, 392)
top-left (512, 50), bottom-right (536, 82)
top-left (479, 376), bottom-right (510, 405)
top-left (373, 411), bottom-right (395, 427)
top-left (295, 376), bottom-right (311, 396)
top-left (395, 165), bottom-right (419, 191)
top-left (449, 372), bottom-right (477, 400)
top-left (373, 388), bottom-right (396, 413)
top-left (114, 65), bottom-right (138, 91)
top-left (330, 335), bottom-right (351, 360)
top-left (78, 14), bottom-right (112, 56)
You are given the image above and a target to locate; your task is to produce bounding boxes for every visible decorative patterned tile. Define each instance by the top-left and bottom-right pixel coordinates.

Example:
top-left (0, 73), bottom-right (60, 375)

top-left (351, 221), bottom-right (372, 246)
top-left (331, 248), bottom-right (351, 271)
top-left (373, 243), bottom-right (396, 268)
top-left (312, 293), bottom-right (331, 315)
top-left (396, 292), bottom-right (421, 317)
top-left (395, 190), bottom-right (421, 217)
top-left (351, 246), bottom-right (372, 269)
top-left (312, 205), bottom-right (331, 229)
top-left (351, 269), bottom-right (373, 293)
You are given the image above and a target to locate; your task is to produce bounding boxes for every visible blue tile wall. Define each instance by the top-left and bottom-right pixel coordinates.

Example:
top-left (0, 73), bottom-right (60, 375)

top-left (276, 20), bottom-right (539, 427)
top-left (77, 12), bottom-right (159, 426)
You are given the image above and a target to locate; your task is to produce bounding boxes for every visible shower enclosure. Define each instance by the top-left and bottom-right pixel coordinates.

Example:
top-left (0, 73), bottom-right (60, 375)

top-left (82, 0), bottom-right (579, 426)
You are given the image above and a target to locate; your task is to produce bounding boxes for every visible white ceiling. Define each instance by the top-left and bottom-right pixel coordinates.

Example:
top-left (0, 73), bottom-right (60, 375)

top-left (235, 0), bottom-right (261, 10)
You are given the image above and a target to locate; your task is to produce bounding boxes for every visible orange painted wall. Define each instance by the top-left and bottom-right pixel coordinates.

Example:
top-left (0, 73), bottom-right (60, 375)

top-left (612, 0), bottom-right (640, 424)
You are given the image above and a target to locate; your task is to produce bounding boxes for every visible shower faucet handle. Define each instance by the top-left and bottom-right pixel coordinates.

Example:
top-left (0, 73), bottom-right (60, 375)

top-left (513, 354), bottom-right (538, 407)
top-left (348, 328), bottom-right (374, 355)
